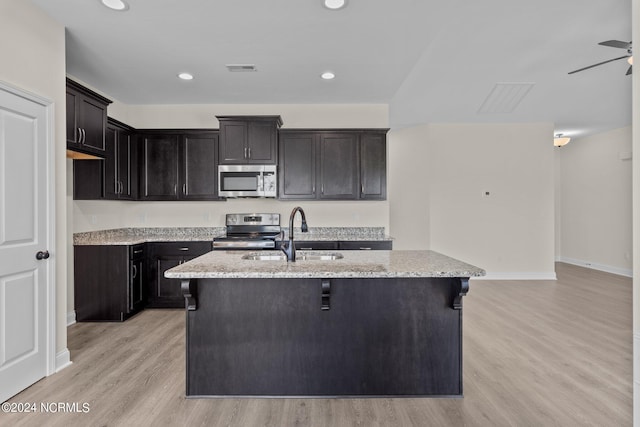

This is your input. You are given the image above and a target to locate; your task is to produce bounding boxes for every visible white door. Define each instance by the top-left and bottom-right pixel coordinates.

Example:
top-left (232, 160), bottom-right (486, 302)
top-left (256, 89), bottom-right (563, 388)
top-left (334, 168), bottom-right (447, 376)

top-left (0, 82), bottom-right (54, 403)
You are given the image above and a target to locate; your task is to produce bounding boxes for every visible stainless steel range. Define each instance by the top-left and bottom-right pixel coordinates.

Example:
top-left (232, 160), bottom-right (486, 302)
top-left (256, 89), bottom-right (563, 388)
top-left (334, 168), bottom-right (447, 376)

top-left (212, 213), bottom-right (281, 250)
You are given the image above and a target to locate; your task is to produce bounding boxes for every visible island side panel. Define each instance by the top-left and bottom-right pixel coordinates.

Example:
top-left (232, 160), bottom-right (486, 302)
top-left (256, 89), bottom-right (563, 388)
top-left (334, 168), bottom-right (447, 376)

top-left (186, 277), bottom-right (463, 397)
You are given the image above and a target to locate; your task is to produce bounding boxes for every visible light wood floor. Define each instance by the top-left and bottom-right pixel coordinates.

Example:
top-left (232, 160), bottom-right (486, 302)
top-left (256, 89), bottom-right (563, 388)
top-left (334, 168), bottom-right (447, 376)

top-left (1, 263), bottom-right (632, 426)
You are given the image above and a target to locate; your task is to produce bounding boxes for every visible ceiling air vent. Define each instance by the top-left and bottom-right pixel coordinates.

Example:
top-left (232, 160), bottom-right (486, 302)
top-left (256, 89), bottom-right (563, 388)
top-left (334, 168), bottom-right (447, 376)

top-left (478, 82), bottom-right (535, 113)
top-left (226, 64), bottom-right (257, 72)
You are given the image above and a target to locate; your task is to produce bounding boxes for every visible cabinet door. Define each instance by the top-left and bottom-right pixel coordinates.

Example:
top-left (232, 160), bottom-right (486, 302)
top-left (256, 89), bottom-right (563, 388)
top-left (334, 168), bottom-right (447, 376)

top-left (318, 133), bottom-right (358, 199)
top-left (181, 133), bottom-right (219, 200)
top-left (79, 97), bottom-right (107, 153)
top-left (117, 131), bottom-right (134, 199)
top-left (140, 135), bottom-right (180, 200)
top-left (66, 90), bottom-right (80, 146)
top-left (247, 121), bottom-right (277, 163)
top-left (359, 133), bottom-right (387, 200)
top-left (278, 133), bottom-right (317, 199)
top-left (153, 256), bottom-right (184, 304)
top-left (129, 257), bottom-right (145, 313)
top-left (103, 125), bottom-right (119, 199)
top-left (219, 121), bottom-right (247, 163)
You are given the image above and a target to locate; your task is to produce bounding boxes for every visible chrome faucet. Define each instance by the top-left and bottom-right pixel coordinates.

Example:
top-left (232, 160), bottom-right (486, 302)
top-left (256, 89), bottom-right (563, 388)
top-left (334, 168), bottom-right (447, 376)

top-left (281, 206), bottom-right (308, 261)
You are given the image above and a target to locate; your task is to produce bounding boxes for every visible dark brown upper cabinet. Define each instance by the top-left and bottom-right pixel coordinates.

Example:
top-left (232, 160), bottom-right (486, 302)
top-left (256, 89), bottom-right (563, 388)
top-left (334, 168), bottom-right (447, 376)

top-left (66, 78), bottom-right (112, 157)
top-left (104, 118), bottom-right (137, 200)
top-left (359, 132), bottom-right (387, 200)
top-left (278, 132), bottom-right (317, 199)
top-left (217, 116), bottom-right (282, 164)
top-left (278, 129), bottom-right (388, 201)
top-left (139, 130), bottom-right (221, 201)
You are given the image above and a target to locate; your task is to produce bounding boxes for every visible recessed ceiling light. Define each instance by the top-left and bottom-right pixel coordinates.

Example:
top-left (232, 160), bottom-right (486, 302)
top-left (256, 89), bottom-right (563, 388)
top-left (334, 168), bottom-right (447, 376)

top-left (321, 71), bottom-right (336, 80)
top-left (323, 0), bottom-right (347, 10)
top-left (178, 72), bottom-right (194, 80)
top-left (101, 0), bottom-right (129, 11)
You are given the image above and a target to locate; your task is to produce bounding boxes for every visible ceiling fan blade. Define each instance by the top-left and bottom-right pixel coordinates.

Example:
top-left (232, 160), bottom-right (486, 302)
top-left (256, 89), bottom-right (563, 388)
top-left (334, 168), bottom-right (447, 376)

top-left (627, 65), bottom-right (632, 75)
top-left (568, 55), bottom-right (630, 74)
top-left (598, 40), bottom-right (632, 49)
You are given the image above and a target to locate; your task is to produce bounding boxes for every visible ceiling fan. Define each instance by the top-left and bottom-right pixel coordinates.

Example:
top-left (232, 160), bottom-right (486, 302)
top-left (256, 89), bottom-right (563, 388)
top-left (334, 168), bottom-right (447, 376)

top-left (568, 40), bottom-right (632, 75)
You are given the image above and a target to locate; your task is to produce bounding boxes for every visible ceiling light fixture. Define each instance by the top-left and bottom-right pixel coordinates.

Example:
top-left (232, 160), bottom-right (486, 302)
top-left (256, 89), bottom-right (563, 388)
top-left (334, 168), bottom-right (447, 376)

top-left (321, 71), bottom-right (336, 80)
top-left (554, 133), bottom-right (571, 147)
top-left (178, 72), bottom-right (194, 80)
top-left (628, 56), bottom-right (634, 65)
top-left (101, 0), bottom-right (129, 11)
top-left (323, 0), bottom-right (347, 10)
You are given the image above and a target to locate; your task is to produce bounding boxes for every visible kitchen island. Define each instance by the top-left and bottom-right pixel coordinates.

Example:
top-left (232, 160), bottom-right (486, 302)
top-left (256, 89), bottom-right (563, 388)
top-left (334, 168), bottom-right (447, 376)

top-left (166, 250), bottom-right (485, 398)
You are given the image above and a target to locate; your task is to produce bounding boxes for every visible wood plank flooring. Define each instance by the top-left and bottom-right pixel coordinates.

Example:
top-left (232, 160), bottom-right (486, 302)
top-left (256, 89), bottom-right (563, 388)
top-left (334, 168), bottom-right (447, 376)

top-left (0, 263), bottom-right (632, 426)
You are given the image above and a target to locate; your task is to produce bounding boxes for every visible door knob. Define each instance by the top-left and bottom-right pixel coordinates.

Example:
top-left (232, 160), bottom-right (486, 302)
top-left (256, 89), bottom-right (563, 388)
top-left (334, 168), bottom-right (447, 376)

top-left (36, 251), bottom-right (50, 260)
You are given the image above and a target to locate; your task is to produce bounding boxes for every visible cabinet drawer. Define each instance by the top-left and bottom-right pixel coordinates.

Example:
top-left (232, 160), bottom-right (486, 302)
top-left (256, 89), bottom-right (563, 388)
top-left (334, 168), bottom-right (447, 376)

top-left (291, 241), bottom-right (339, 251)
top-left (129, 244), bottom-right (146, 260)
top-left (150, 241), bottom-right (212, 255)
top-left (338, 241), bottom-right (392, 250)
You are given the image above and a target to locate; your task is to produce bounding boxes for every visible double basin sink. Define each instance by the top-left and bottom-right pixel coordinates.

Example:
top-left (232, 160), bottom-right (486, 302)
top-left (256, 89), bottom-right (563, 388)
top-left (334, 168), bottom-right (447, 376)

top-left (242, 251), bottom-right (344, 261)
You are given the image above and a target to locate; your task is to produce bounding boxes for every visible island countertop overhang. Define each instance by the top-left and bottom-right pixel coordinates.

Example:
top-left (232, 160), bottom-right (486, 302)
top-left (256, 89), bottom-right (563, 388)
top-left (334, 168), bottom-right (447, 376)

top-left (165, 249), bottom-right (485, 279)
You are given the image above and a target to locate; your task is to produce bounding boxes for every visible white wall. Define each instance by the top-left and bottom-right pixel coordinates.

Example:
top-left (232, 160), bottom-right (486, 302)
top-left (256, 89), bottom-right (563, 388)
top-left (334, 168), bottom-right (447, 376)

top-left (389, 123), bottom-right (556, 279)
top-left (0, 1), bottom-right (67, 356)
top-left (387, 125), bottom-right (431, 249)
top-left (557, 127), bottom-right (632, 276)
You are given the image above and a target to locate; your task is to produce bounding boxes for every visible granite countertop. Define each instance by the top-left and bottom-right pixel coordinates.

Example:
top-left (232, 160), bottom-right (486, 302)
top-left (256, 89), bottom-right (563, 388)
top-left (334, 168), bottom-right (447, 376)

top-left (73, 227), bottom-right (393, 245)
top-left (165, 250), bottom-right (485, 279)
top-left (73, 227), bottom-right (227, 245)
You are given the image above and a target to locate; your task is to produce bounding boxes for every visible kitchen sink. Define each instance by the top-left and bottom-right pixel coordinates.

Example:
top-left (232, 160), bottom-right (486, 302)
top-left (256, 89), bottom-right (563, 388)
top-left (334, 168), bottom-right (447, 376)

top-left (242, 251), bottom-right (344, 261)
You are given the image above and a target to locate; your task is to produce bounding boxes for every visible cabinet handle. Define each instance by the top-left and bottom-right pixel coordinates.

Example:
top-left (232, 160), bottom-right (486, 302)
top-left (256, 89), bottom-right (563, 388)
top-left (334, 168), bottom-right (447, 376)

top-left (132, 264), bottom-right (137, 279)
top-left (244, 147), bottom-right (248, 159)
top-left (183, 184), bottom-right (187, 195)
top-left (321, 184), bottom-right (324, 195)
top-left (77, 127), bottom-right (83, 144)
top-left (174, 184), bottom-right (177, 195)
top-left (247, 147), bottom-right (251, 158)
top-left (300, 247), bottom-right (313, 251)
top-left (359, 247), bottom-right (372, 250)
top-left (81, 128), bottom-right (86, 144)
top-left (321, 280), bottom-right (331, 311)
top-left (133, 249), bottom-right (144, 254)
top-left (120, 181), bottom-right (124, 195)
top-left (361, 184), bottom-right (365, 195)
top-left (179, 247), bottom-right (190, 251)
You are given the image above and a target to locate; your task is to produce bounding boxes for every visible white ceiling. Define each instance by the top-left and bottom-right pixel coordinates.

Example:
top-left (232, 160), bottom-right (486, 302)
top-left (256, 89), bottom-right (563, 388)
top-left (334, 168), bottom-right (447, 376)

top-left (31, 0), bottom-right (632, 137)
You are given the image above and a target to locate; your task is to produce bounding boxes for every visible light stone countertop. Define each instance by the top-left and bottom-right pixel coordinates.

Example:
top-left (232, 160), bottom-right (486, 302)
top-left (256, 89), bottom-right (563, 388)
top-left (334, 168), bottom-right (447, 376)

top-left (73, 227), bottom-right (393, 245)
top-left (165, 250), bottom-right (485, 279)
top-left (73, 227), bottom-right (226, 245)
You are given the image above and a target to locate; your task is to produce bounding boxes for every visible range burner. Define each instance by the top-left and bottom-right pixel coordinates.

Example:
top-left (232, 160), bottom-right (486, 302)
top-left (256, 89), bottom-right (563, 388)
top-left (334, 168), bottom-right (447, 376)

top-left (213, 213), bottom-right (281, 250)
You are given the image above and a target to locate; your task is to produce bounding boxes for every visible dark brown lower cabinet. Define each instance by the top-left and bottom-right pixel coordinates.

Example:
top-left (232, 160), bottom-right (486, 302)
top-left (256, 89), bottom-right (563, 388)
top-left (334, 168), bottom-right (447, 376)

top-left (146, 241), bottom-right (212, 308)
top-left (74, 244), bottom-right (146, 321)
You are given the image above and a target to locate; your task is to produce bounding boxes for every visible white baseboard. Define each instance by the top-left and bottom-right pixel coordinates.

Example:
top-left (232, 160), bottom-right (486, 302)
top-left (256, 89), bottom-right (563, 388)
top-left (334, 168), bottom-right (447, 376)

top-left (67, 310), bottom-right (76, 326)
top-left (55, 349), bottom-right (72, 373)
top-left (557, 256), bottom-right (632, 278)
top-left (472, 272), bottom-right (557, 281)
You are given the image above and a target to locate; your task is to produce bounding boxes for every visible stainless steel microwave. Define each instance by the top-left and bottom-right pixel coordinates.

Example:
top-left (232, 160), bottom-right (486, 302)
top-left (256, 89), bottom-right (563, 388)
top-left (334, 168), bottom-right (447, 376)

top-left (218, 164), bottom-right (277, 198)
